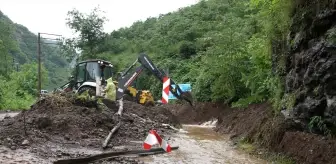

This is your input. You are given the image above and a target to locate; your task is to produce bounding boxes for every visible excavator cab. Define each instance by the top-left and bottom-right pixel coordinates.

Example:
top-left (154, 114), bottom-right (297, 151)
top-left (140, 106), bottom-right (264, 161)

top-left (67, 59), bottom-right (114, 96)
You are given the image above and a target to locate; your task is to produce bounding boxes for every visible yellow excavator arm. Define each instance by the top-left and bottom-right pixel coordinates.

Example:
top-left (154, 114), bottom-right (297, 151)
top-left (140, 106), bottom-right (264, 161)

top-left (116, 53), bottom-right (193, 106)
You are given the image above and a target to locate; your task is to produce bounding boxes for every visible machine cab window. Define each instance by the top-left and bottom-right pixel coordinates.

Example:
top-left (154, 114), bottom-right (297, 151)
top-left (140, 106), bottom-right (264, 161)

top-left (74, 60), bottom-right (114, 85)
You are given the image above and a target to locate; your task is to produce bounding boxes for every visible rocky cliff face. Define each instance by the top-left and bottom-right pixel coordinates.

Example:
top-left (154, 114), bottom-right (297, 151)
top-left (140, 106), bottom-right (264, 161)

top-left (285, 0), bottom-right (336, 129)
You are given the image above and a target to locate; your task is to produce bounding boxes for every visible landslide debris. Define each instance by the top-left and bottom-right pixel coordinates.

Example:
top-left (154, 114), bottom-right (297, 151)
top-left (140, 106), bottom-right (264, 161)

top-left (0, 94), bottom-right (180, 158)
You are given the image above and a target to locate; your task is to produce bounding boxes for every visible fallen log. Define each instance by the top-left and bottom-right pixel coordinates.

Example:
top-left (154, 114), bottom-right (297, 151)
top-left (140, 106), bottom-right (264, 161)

top-left (102, 122), bottom-right (121, 148)
top-left (53, 146), bottom-right (179, 164)
top-left (102, 98), bottom-right (124, 148)
top-left (117, 98), bottom-right (124, 116)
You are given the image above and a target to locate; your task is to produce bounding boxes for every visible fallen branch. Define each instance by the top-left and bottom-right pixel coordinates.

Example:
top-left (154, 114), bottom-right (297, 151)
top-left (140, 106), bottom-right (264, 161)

top-left (102, 121), bottom-right (121, 149)
top-left (53, 146), bottom-right (179, 164)
top-left (102, 98), bottom-right (124, 148)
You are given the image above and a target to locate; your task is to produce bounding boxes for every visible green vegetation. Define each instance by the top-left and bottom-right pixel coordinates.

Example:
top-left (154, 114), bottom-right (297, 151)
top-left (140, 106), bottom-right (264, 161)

top-left (308, 116), bottom-right (332, 136)
top-left (63, 0), bottom-right (293, 109)
top-left (237, 137), bottom-right (295, 164)
top-left (0, 63), bottom-right (48, 109)
top-left (238, 137), bottom-right (256, 153)
top-left (0, 11), bottom-right (70, 109)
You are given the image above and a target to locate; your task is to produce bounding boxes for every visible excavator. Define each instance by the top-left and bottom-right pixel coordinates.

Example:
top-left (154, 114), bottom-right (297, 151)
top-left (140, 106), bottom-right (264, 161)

top-left (57, 53), bottom-right (193, 106)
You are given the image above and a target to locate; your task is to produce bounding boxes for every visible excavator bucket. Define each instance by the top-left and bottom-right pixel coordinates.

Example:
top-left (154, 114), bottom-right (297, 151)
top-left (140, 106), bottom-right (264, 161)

top-left (180, 91), bottom-right (193, 106)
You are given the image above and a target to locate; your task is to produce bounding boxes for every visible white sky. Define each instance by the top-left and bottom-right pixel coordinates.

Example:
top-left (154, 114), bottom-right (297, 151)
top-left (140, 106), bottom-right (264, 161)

top-left (0, 0), bottom-right (199, 38)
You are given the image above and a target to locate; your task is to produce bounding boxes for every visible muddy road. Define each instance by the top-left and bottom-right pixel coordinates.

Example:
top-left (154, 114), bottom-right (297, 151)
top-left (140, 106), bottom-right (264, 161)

top-left (0, 111), bottom-right (265, 164)
top-left (138, 125), bottom-right (266, 164)
top-left (0, 112), bottom-right (265, 164)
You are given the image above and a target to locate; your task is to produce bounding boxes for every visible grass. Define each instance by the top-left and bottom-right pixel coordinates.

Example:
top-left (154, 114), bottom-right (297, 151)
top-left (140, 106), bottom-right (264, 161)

top-left (270, 154), bottom-right (295, 164)
top-left (237, 137), bottom-right (295, 164)
top-left (238, 138), bottom-right (256, 153)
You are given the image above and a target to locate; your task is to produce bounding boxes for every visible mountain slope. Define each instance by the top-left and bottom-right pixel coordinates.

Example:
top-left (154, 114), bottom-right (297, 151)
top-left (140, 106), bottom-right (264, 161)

top-left (95, 0), bottom-right (268, 103)
top-left (0, 10), bottom-right (70, 90)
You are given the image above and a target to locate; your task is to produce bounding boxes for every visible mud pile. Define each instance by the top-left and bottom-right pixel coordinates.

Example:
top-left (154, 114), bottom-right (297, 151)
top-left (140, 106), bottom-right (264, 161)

top-left (0, 95), bottom-right (180, 151)
top-left (162, 102), bottom-right (228, 124)
top-left (198, 102), bottom-right (336, 164)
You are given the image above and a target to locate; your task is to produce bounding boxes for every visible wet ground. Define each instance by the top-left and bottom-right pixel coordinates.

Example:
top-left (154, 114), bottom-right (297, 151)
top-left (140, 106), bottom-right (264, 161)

top-left (0, 113), bottom-right (266, 164)
top-left (138, 125), bottom-right (266, 164)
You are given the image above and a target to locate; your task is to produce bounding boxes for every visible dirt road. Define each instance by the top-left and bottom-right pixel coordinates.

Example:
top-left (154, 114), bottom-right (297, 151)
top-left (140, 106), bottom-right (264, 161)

top-left (0, 112), bottom-right (265, 164)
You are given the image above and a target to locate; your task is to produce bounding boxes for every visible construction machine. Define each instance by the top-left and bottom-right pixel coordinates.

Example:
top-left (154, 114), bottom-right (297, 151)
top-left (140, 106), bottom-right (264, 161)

top-left (58, 53), bottom-right (193, 106)
top-left (115, 53), bottom-right (193, 105)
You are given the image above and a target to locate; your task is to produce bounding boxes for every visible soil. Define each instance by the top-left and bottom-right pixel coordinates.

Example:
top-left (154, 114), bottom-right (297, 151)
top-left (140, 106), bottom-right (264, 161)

top-left (278, 132), bottom-right (336, 164)
top-left (163, 102), bottom-right (228, 124)
top-left (0, 94), bottom-right (181, 163)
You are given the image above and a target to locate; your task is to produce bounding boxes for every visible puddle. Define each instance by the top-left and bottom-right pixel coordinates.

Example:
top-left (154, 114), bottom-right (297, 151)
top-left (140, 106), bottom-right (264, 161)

top-left (183, 125), bottom-right (224, 141)
top-left (138, 125), bottom-right (267, 164)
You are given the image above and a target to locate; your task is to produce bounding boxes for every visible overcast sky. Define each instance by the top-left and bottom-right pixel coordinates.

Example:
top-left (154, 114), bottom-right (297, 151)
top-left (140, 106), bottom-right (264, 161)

top-left (0, 0), bottom-right (199, 38)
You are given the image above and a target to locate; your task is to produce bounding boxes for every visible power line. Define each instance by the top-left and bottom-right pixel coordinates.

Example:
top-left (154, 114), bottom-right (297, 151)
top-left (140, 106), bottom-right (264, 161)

top-left (41, 37), bottom-right (61, 41)
top-left (39, 32), bottom-right (62, 37)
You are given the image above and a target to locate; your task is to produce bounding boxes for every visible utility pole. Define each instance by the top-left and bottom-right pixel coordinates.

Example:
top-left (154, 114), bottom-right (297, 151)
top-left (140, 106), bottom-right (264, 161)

top-left (37, 32), bottom-right (41, 98)
top-left (36, 32), bottom-right (62, 99)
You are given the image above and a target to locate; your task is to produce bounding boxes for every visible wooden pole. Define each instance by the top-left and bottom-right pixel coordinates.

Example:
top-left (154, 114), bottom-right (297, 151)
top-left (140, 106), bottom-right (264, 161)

top-left (37, 32), bottom-right (41, 98)
top-left (53, 147), bottom-right (179, 164)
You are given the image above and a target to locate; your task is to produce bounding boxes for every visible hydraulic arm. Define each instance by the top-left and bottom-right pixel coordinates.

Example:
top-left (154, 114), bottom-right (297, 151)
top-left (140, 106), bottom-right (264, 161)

top-left (116, 53), bottom-right (193, 105)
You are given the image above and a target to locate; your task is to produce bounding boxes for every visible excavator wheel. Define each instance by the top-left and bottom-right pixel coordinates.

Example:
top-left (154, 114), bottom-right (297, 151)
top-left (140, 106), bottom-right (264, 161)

top-left (78, 86), bottom-right (96, 97)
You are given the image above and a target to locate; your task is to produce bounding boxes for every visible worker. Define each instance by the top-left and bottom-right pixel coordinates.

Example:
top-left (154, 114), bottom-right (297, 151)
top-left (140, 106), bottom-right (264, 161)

top-left (104, 77), bottom-right (116, 101)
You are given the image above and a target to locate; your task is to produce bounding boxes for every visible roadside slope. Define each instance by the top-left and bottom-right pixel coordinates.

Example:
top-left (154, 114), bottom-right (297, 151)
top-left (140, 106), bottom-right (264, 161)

top-left (168, 102), bottom-right (336, 164)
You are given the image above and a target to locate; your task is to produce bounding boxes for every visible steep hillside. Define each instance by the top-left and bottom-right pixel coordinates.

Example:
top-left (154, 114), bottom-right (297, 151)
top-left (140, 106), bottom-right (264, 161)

top-left (0, 10), bottom-right (70, 90)
top-left (282, 1), bottom-right (336, 131)
top-left (94, 0), bottom-right (288, 107)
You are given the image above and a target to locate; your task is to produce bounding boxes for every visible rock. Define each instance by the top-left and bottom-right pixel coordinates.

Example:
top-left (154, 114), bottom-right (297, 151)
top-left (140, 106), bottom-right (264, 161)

top-left (4, 114), bottom-right (10, 119)
top-left (64, 135), bottom-right (70, 140)
top-left (31, 148), bottom-right (38, 153)
top-left (10, 146), bottom-right (16, 150)
top-left (81, 134), bottom-right (88, 139)
top-left (21, 139), bottom-right (29, 146)
top-left (281, 0), bottom-right (336, 129)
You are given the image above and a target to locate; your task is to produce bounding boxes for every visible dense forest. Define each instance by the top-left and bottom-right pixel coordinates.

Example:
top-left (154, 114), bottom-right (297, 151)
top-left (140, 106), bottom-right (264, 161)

top-left (64, 0), bottom-right (292, 111)
top-left (0, 10), bottom-right (70, 109)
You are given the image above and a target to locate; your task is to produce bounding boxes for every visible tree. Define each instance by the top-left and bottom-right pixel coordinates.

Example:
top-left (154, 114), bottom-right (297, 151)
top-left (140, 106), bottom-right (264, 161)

top-left (63, 7), bottom-right (108, 60)
top-left (0, 40), bottom-right (12, 77)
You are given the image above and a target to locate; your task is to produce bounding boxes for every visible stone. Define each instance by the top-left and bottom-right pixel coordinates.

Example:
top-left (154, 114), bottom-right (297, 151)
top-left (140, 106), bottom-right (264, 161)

top-left (3, 114), bottom-right (10, 119)
top-left (21, 139), bottom-right (29, 146)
